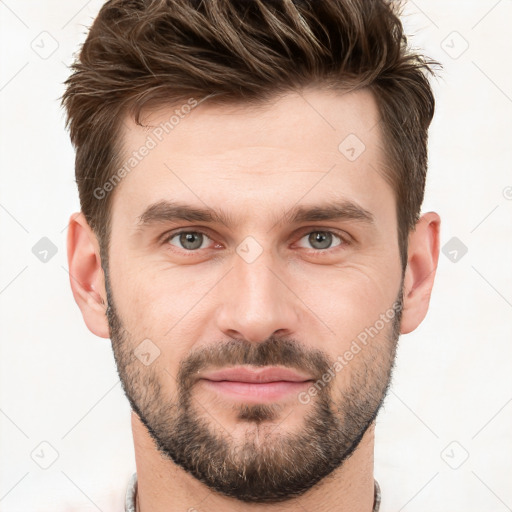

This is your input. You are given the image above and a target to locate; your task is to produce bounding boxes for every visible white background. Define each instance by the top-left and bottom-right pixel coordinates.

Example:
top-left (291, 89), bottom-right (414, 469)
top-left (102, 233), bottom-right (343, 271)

top-left (0, 1), bottom-right (511, 511)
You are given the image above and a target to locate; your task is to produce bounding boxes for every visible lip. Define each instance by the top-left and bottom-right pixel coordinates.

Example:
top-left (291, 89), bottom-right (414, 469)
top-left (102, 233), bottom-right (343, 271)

top-left (198, 366), bottom-right (314, 403)
top-left (200, 366), bottom-right (313, 383)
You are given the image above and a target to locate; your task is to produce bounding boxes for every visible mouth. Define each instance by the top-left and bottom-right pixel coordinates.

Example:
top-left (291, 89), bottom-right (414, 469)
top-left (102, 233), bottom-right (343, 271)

top-left (198, 366), bottom-right (314, 403)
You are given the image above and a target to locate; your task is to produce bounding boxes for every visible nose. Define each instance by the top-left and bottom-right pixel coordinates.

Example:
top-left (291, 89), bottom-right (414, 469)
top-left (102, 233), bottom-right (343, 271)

top-left (214, 246), bottom-right (300, 344)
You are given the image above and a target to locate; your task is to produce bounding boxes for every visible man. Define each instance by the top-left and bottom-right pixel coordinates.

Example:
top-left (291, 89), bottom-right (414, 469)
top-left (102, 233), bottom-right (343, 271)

top-left (63, 0), bottom-right (441, 510)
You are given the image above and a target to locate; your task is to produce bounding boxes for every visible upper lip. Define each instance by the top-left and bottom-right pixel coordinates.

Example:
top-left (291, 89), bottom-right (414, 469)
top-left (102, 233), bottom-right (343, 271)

top-left (200, 366), bottom-right (313, 383)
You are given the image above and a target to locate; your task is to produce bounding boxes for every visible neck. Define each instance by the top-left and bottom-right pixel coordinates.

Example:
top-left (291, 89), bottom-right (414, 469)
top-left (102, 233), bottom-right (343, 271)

top-left (131, 412), bottom-right (376, 512)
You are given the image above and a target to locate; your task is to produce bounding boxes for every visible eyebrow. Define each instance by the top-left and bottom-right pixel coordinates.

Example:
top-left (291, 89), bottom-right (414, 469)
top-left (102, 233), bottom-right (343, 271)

top-left (135, 199), bottom-right (374, 230)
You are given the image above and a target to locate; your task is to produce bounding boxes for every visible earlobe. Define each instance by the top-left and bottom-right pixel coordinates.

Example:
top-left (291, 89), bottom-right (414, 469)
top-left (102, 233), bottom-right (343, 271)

top-left (400, 212), bottom-right (441, 335)
top-left (67, 212), bottom-right (110, 339)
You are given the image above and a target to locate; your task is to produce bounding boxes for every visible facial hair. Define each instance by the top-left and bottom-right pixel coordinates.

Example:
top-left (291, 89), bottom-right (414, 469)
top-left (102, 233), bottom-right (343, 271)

top-left (105, 271), bottom-right (402, 503)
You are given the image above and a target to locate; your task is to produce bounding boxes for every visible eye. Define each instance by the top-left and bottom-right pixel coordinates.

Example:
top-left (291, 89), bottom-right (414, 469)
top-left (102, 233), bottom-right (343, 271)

top-left (165, 230), bottom-right (214, 251)
top-left (296, 230), bottom-right (346, 251)
top-left (161, 228), bottom-right (349, 255)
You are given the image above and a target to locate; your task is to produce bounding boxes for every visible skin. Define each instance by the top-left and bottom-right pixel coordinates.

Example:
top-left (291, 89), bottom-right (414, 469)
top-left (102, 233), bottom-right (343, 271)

top-left (67, 87), bottom-right (440, 511)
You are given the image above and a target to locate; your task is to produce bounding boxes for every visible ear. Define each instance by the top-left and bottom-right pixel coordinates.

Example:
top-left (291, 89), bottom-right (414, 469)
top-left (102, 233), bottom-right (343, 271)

top-left (400, 212), bottom-right (441, 334)
top-left (67, 212), bottom-right (110, 339)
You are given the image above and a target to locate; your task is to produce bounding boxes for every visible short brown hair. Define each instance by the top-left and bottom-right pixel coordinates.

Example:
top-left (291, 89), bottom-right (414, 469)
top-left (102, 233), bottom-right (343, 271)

top-left (62, 0), bottom-right (440, 271)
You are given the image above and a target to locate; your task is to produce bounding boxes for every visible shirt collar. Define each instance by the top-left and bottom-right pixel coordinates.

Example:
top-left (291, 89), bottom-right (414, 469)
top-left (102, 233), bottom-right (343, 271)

top-left (125, 472), bottom-right (137, 512)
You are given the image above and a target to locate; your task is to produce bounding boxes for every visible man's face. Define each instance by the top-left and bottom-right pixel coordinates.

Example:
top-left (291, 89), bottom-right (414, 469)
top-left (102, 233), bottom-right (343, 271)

top-left (105, 88), bottom-right (404, 502)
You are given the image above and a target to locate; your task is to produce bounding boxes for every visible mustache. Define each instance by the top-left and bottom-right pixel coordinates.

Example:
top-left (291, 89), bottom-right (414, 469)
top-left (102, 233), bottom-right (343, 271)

top-left (177, 337), bottom-right (333, 393)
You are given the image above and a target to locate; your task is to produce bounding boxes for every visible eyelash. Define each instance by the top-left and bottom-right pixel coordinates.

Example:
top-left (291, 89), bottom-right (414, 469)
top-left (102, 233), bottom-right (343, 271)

top-left (160, 228), bottom-right (352, 256)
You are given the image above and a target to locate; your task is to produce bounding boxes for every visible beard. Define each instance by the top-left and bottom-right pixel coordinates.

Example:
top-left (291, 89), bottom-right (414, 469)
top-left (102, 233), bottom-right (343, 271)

top-left (105, 271), bottom-right (402, 503)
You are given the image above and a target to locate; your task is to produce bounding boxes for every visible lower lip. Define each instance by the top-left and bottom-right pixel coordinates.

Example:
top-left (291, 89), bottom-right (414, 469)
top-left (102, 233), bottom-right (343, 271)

top-left (200, 379), bottom-right (312, 402)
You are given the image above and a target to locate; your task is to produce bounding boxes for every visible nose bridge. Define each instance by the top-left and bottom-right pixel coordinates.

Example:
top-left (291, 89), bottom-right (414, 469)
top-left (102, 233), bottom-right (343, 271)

top-left (215, 240), bottom-right (299, 343)
top-left (236, 251), bottom-right (280, 308)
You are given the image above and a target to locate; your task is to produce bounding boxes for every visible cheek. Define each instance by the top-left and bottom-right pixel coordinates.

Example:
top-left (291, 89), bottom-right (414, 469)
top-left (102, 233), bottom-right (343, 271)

top-left (108, 259), bottom-right (218, 361)
top-left (111, 258), bottom-right (400, 335)
top-left (287, 258), bottom-right (401, 345)
top-left (328, 316), bottom-right (399, 406)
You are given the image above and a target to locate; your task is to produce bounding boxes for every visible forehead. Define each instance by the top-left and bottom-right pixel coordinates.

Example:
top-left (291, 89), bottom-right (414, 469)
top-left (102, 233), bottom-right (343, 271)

top-left (111, 87), bottom-right (391, 228)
